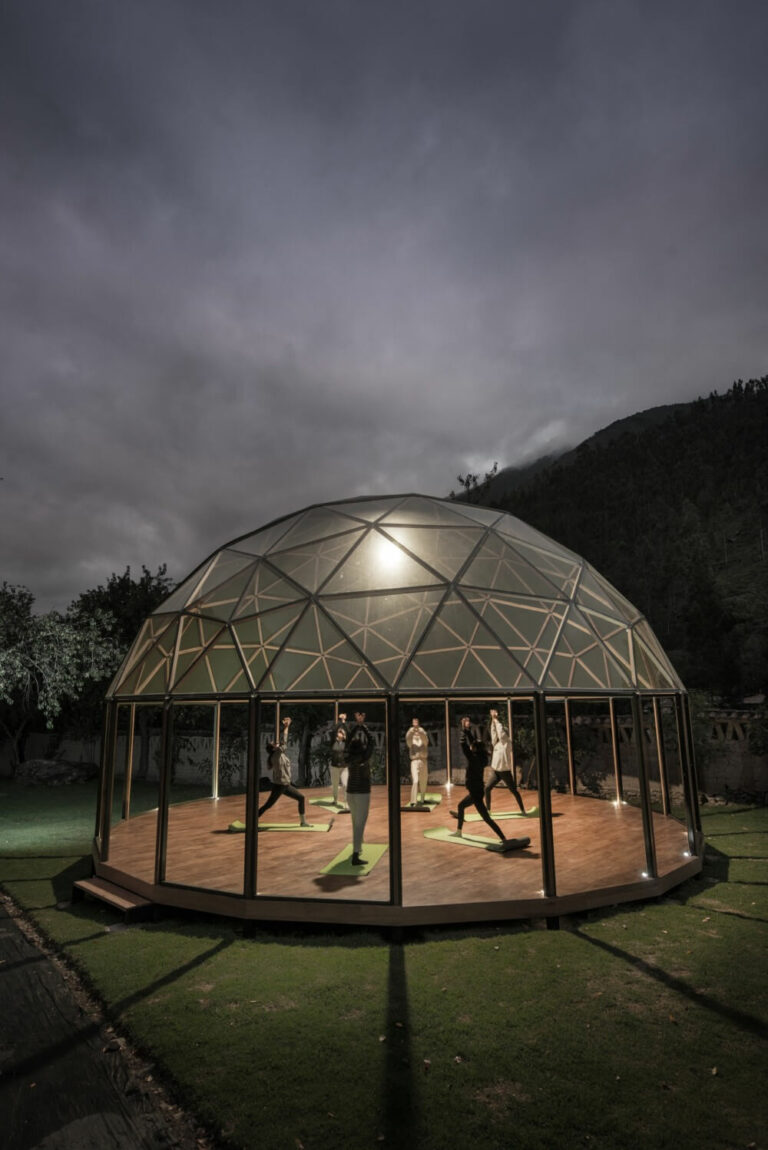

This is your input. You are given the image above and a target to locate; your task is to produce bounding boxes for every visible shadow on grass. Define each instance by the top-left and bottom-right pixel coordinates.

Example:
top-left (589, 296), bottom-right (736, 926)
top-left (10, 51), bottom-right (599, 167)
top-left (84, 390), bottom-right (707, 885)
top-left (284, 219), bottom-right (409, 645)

top-left (572, 928), bottom-right (767, 1039)
top-left (382, 943), bottom-right (418, 1143)
top-left (8, 933), bottom-right (235, 1081)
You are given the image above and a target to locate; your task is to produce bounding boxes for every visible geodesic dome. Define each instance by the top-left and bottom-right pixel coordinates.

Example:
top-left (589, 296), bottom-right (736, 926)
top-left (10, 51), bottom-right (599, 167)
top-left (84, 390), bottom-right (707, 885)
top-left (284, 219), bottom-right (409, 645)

top-left (108, 493), bottom-right (682, 701)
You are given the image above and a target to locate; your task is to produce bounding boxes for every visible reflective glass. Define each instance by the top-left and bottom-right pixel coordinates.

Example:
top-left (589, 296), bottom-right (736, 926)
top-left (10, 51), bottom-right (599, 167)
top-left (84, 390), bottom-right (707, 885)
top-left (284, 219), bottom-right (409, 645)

top-left (270, 507), bottom-right (359, 551)
top-left (104, 704), bottom-right (164, 880)
top-left (191, 566), bottom-right (257, 621)
top-left (229, 515), bottom-right (301, 557)
top-left (268, 530), bottom-right (364, 592)
top-left (233, 562), bottom-right (304, 619)
top-left (379, 495), bottom-right (473, 526)
top-left (501, 538), bottom-right (581, 597)
top-left (380, 525), bottom-right (484, 580)
top-left (322, 529), bottom-right (444, 593)
top-left (320, 589), bottom-right (444, 685)
top-left (255, 700), bottom-right (391, 905)
top-left (460, 534), bottom-right (569, 598)
top-left (190, 550), bottom-right (258, 604)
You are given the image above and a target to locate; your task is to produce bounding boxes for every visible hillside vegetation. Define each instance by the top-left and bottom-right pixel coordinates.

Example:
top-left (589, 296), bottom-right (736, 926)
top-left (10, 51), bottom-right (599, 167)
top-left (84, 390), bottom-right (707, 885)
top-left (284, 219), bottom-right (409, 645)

top-left (479, 378), bottom-right (768, 696)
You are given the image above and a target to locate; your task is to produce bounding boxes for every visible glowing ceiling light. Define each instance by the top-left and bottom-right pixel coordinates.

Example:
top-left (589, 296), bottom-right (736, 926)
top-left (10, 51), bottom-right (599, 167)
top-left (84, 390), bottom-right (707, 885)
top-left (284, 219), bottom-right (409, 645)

top-left (375, 534), bottom-right (404, 571)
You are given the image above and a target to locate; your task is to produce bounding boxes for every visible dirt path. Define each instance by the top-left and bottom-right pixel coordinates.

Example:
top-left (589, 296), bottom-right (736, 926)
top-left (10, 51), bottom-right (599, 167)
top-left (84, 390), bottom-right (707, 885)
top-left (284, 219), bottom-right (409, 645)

top-left (0, 894), bottom-right (217, 1149)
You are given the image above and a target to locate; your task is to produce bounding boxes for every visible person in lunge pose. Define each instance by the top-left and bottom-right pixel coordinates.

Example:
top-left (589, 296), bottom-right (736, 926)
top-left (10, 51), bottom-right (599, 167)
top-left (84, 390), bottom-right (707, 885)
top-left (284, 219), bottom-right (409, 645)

top-left (405, 716), bottom-right (429, 806)
top-left (258, 717), bottom-right (310, 826)
top-left (345, 710), bottom-right (374, 865)
top-left (485, 708), bottom-right (526, 814)
top-left (450, 716), bottom-right (507, 844)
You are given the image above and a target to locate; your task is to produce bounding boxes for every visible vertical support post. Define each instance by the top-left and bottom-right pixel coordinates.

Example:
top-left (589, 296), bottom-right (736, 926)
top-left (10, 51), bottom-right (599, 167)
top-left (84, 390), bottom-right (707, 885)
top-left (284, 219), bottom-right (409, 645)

top-left (212, 702), bottom-right (222, 800)
top-left (609, 697), bottom-right (624, 802)
top-left (444, 699), bottom-right (452, 788)
top-left (563, 698), bottom-right (576, 795)
top-left (674, 694), bottom-right (698, 854)
top-left (533, 691), bottom-right (556, 898)
top-left (631, 694), bottom-right (657, 879)
top-left (95, 701), bottom-right (116, 853)
top-left (387, 694), bottom-right (403, 907)
top-left (652, 697), bottom-right (670, 816)
top-left (682, 694), bottom-right (702, 834)
top-left (154, 701), bottom-right (172, 886)
top-left (122, 703), bottom-right (135, 821)
top-left (243, 696), bottom-right (260, 899)
top-left (101, 703), bottom-right (120, 863)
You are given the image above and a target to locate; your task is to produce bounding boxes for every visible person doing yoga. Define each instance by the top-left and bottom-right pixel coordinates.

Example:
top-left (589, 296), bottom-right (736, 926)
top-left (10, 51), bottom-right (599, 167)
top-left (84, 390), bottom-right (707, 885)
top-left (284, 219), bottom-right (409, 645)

top-left (346, 711), bottom-right (374, 866)
top-left (485, 708), bottom-right (526, 814)
top-left (258, 717), bottom-right (310, 826)
top-left (450, 717), bottom-right (507, 844)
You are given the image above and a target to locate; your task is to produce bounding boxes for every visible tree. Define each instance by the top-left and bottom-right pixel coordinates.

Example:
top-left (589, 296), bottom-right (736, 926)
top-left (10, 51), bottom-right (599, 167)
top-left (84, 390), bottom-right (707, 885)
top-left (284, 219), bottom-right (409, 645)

top-left (0, 583), bottom-right (118, 773)
top-left (60, 565), bottom-right (175, 748)
top-left (450, 461), bottom-right (498, 503)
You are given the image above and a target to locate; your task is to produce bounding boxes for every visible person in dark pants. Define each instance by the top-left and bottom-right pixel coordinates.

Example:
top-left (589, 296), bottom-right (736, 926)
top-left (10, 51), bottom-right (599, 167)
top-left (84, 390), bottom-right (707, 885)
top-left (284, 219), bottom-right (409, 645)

top-left (345, 710), bottom-right (374, 865)
top-left (450, 716), bottom-right (507, 844)
top-left (258, 717), bottom-right (310, 826)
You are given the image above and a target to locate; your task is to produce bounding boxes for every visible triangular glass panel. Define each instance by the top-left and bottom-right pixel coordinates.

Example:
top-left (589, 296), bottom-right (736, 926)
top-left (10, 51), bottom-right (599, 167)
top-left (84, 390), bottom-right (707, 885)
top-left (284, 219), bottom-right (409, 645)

top-left (400, 594), bottom-right (531, 689)
top-left (501, 538), bottom-right (581, 598)
top-left (119, 621), bottom-right (179, 696)
top-left (172, 618), bottom-right (225, 686)
top-left (320, 589), bottom-right (445, 686)
top-left (447, 502), bottom-right (503, 527)
top-left (110, 614), bottom-right (178, 691)
top-left (232, 561), bottom-right (305, 619)
top-left (268, 530), bottom-right (365, 593)
top-left (328, 497), bottom-right (402, 522)
top-left (227, 515), bottom-right (302, 557)
top-left (188, 550), bottom-right (259, 605)
top-left (460, 533), bottom-right (568, 598)
top-left (581, 565), bottom-right (641, 623)
top-left (380, 526), bottom-right (485, 580)
top-left (459, 589), bottom-right (566, 679)
top-left (322, 529), bottom-right (444, 593)
top-left (174, 630), bottom-right (248, 694)
top-left (269, 507), bottom-right (360, 552)
top-left (496, 513), bottom-right (581, 558)
top-left (189, 565), bottom-right (257, 621)
top-left (231, 606), bottom-right (305, 685)
top-left (263, 605), bottom-right (385, 691)
top-left (632, 621), bottom-right (681, 688)
top-left (580, 609), bottom-right (633, 674)
top-left (155, 566), bottom-right (213, 614)
top-left (543, 607), bottom-right (632, 690)
top-left (379, 495), bottom-right (474, 527)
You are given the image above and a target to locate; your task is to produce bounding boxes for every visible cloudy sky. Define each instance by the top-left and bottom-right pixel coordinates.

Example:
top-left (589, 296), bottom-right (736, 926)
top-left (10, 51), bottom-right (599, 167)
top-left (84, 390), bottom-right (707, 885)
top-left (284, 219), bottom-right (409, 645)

top-left (1, 1), bottom-right (766, 612)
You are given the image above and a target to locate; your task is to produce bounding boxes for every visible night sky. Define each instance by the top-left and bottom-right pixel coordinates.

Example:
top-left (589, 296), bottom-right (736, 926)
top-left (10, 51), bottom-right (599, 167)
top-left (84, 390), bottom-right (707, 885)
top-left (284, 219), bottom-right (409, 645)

top-left (2, 1), bottom-right (766, 611)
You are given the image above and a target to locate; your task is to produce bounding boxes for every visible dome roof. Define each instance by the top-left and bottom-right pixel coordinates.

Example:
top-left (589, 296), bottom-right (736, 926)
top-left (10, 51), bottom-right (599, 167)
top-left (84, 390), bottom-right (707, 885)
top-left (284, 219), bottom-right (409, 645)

top-left (108, 494), bottom-right (682, 698)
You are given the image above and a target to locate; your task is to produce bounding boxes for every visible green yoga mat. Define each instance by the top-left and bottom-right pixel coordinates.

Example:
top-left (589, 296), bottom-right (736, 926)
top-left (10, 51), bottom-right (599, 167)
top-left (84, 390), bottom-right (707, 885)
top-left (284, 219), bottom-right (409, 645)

top-left (423, 826), bottom-right (530, 852)
top-left (309, 797), bottom-right (349, 812)
top-left (320, 843), bottom-right (388, 876)
top-left (227, 820), bottom-right (332, 833)
top-left (463, 805), bottom-right (539, 822)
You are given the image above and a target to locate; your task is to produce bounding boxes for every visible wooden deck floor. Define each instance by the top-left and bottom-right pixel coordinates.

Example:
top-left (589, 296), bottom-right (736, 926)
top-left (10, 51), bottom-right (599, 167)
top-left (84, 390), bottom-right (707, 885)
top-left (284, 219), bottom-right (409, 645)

top-left (103, 786), bottom-right (696, 923)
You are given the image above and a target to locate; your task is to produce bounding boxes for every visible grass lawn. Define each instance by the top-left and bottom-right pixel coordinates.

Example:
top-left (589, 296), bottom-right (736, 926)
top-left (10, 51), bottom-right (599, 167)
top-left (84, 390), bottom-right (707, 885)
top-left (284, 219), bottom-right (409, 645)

top-left (1, 780), bottom-right (766, 1150)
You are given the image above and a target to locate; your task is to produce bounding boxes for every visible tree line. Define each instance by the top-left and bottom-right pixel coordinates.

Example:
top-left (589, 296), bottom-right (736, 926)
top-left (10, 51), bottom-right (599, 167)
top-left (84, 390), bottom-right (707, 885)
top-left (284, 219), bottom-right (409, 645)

top-left (459, 377), bottom-right (768, 698)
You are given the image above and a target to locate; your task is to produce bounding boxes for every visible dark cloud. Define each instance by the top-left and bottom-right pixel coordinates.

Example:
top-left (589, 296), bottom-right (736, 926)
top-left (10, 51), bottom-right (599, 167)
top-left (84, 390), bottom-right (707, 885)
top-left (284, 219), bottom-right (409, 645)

top-left (1, 0), bottom-right (766, 610)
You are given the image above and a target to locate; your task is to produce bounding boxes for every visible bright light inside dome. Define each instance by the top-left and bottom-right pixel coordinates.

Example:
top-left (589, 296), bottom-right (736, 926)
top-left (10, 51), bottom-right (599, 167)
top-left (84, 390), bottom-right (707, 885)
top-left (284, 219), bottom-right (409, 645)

top-left (375, 535), bottom-right (404, 571)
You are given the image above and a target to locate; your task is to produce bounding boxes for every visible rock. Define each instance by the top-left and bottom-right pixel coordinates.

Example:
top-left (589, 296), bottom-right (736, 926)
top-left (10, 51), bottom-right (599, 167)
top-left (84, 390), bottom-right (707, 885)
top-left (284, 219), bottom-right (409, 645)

top-left (15, 759), bottom-right (99, 786)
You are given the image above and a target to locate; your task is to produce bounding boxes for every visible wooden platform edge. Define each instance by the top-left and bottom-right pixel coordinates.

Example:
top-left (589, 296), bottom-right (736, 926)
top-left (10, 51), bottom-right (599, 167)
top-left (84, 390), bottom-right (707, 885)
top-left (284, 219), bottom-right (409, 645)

top-left (73, 876), bottom-right (154, 922)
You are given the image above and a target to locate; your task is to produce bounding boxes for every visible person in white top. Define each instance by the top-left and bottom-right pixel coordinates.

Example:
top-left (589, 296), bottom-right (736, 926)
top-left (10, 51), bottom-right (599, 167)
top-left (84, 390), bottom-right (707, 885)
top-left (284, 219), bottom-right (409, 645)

top-left (484, 709), bottom-right (526, 815)
top-left (405, 717), bottom-right (429, 806)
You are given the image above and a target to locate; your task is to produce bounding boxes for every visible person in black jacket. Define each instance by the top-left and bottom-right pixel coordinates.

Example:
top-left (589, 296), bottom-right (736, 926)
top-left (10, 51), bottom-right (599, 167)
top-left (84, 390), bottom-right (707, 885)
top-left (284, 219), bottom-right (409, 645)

top-left (345, 711), bottom-right (375, 865)
top-left (450, 716), bottom-right (507, 844)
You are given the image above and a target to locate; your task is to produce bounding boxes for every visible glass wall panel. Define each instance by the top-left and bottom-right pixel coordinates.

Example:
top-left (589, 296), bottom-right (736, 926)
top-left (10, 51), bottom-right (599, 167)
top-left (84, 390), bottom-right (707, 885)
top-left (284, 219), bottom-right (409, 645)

top-left (398, 699), bottom-right (449, 905)
top-left (569, 700), bottom-right (616, 801)
top-left (113, 704), bottom-right (134, 822)
top-left (255, 699), bottom-right (391, 904)
top-left (647, 697), bottom-right (692, 877)
top-left (165, 705), bottom-right (236, 892)
top-left (401, 698), bottom-right (544, 908)
top-left (106, 704), bottom-right (163, 883)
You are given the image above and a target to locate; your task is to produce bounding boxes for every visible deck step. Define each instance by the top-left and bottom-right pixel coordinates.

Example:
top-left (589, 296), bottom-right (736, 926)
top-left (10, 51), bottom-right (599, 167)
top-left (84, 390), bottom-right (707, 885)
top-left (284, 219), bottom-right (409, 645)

top-left (72, 877), bottom-right (153, 921)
